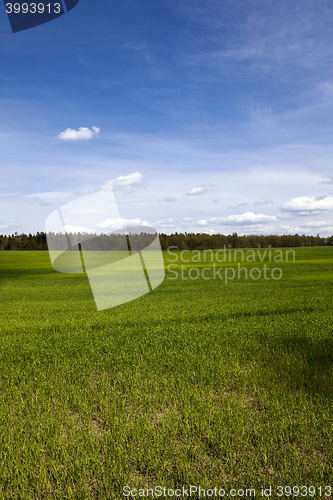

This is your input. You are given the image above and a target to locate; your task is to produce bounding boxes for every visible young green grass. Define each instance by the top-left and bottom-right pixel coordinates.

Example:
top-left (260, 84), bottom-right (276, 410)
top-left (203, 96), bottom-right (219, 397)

top-left (0, 247), bottom-right (332, 499)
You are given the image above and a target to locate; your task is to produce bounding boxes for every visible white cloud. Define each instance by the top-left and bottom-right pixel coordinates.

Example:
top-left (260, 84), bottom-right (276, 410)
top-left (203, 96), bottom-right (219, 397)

top-left (96, 217), bottom-right (149, 230)
top-left (57, 126), bottom-right (100, 141)
top-left (198, 212), bottom-right (278, 226)
top-left (281, 195), bottom-right (333, 213)
top-left (101, 172), bottom-right (143, 191)
top-left (186, 187), bottom-right (208, 196)
top-left (163, 196), bottom-right (177, 202)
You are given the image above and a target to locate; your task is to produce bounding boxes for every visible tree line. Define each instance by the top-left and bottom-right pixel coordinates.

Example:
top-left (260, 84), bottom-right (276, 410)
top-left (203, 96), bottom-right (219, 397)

top-left (0, 231), bottom-right (332, 251)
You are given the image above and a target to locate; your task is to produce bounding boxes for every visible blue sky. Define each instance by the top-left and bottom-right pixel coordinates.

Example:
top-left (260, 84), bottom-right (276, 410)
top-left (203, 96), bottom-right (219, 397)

top-left (1, 0), bottom-right (333, 236)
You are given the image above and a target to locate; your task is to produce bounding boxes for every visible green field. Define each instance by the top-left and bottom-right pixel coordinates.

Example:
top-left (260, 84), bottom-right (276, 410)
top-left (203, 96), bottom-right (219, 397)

top-left (0, 247), bottom-right (333, 499)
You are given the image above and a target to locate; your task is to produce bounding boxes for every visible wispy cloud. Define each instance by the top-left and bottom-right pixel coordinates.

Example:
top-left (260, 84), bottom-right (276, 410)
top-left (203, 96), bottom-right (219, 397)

top-left (57, 126), bottom-right (100, 141)
top-left (228, 198), bottom-right (273, 209)
top-left (179, 217), bottom-right (194, 223)
top-left (156, 218), bottom-right (176, 228)
top-left (163, 196), bottom-right (177, 202)
top-left (253, 197), bottom-right (274, 206)
top-left (24, 191), bottom-right (74, 206)
top-left (177, 0), bottom-right (333, 77)
top-left (319, 174), bottom-right (333, 185)
top-left (228, 202), bottom-right (250, 209)
top-left (0, 223), bottom-right (20, 231)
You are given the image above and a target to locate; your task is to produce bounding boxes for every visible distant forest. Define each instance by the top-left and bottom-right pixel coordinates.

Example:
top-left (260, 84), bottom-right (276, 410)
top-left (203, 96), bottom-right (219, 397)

top-left (0, 231), bottom-right (332, 251)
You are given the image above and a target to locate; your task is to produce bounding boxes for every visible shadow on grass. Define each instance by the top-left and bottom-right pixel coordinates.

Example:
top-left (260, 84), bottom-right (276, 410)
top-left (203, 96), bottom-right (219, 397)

top-left (229, 306), bottom-right (315, 319)
top-left (257, 334), bottom-right (333, 400)
top-left (0, 267), bottom-right (59, 282)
